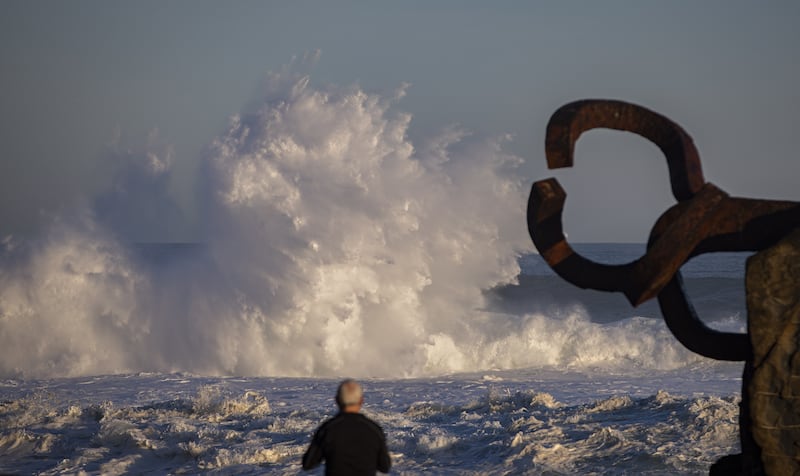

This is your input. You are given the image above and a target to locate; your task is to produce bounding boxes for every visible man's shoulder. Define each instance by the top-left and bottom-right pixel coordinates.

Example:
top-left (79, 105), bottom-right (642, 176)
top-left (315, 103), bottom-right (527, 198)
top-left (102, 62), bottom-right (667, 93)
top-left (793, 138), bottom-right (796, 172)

top-left (352, 413), bottom-right (386, 437)
top-left (311, 413), bottom-right (339, 439)
top-left (354, 412), bottom-right (382, 426)
top-left (317, 413), bottom-right (345, 431)
top-left (320, 412), bottom-right (385, 434)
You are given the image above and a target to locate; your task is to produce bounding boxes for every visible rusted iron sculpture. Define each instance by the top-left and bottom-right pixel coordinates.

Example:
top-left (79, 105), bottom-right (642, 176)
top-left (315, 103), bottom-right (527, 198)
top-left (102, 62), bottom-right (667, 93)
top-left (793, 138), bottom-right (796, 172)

top-left (528, 99), bottom-right (800, 473)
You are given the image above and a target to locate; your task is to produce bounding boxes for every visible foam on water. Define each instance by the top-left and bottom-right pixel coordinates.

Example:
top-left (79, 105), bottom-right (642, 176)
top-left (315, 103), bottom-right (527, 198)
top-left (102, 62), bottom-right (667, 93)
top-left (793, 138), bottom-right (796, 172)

top-left (0, 56), bottom-right (753, 475)
top-left (0, 373), bottom-right (741, 474)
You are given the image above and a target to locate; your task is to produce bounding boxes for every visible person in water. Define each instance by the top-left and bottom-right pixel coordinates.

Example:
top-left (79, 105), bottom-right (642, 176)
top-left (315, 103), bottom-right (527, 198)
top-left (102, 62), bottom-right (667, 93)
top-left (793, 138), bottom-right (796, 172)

top-left (302, 379), bottom-right (391, 475)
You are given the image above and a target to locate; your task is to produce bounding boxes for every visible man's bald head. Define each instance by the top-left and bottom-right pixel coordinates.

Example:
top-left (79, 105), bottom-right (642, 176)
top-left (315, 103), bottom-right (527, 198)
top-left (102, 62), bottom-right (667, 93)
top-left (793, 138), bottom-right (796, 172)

top-left (336, 379), bottom-right (364, 411)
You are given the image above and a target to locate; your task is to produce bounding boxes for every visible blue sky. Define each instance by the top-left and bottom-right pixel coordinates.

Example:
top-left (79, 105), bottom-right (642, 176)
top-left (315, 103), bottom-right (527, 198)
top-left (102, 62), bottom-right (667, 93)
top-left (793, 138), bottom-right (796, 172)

top-left (1, 1), bottom-right (798, 242)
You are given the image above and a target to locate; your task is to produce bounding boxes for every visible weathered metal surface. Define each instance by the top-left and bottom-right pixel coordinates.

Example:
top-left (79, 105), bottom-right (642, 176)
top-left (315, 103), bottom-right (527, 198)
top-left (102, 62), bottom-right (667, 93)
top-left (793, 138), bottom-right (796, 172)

top-left (529, 180), bottom-right (730, 306)
top-left (528, 99), bottom-right (800, 362)
top-left (649, 195), bottom-right (800, 362)
top-left (544, 99), bottom-right (704, 200)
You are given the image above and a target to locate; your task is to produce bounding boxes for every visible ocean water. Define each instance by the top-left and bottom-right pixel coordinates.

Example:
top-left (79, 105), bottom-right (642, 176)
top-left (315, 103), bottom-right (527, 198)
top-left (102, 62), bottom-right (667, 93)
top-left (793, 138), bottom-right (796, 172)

top-left (0, 62), bottom-right (751, 474)
top-left (0, 245), bottom-right (750, 475)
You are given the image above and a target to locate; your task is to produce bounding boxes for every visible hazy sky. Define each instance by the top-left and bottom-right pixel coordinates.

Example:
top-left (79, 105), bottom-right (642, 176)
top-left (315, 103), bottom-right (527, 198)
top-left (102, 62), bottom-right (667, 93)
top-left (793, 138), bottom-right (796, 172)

top-left (1, 1), bottom-right (798, 243)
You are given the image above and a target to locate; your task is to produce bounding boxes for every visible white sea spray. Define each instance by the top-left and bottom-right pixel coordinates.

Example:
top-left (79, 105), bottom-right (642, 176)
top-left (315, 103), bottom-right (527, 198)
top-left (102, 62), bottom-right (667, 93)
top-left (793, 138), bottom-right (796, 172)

top-left (0, 62), bottom-right (725, 380)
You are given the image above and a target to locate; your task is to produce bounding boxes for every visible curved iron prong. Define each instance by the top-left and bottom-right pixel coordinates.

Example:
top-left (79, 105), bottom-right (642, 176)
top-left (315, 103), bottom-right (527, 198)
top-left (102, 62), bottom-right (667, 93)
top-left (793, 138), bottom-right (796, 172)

top-left (546, 99), bottom-right (704, 201)
top-left (646, 196), bottom-right (800, 362)
top-left (528, 178), bottom-right (637, 296)
top-left (655, 273), bottom-right (751, 361)
top-left (529, 178), bottom-right (729, 306)
top-left (528, 99), bottom-right (718, 305)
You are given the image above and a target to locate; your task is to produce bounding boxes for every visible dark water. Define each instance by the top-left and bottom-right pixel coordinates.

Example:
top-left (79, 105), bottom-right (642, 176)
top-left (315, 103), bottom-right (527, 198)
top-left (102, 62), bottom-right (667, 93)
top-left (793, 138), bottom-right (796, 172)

top-left (489, 243), bottom-right (750, 325)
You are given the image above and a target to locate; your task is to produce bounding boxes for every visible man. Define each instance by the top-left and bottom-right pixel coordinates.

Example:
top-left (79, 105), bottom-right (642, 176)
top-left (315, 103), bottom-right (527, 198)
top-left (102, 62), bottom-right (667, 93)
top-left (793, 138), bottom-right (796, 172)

top-left (302, 379), bottom-right (391, 475)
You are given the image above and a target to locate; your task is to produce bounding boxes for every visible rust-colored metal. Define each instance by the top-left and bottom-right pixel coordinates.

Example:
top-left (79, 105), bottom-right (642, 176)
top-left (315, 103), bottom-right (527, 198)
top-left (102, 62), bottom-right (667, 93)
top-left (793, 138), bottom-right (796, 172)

top-left (648, 194), bottom-right (800, 361)
top-left (529, 180), bottom-right (730, 306)
top-left (545, 99), bottom-right (704, 200)
top-left (649, 195), bottom-right (800, 257)
top-left (527, 99), bottom-right (800, 362)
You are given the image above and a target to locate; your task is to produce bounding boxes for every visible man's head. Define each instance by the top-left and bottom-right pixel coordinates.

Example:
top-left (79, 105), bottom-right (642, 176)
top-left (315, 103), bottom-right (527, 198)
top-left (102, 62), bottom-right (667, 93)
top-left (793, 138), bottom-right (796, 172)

top-left (336, 379), bottom-right (364, 412)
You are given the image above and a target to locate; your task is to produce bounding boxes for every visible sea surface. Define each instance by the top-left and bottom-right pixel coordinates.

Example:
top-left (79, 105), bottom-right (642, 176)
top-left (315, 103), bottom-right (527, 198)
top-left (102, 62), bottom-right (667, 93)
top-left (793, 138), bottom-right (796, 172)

top-left (0, 69), bottom-right (754, 474)
top-left (1, 244), bottom-right (750, 475)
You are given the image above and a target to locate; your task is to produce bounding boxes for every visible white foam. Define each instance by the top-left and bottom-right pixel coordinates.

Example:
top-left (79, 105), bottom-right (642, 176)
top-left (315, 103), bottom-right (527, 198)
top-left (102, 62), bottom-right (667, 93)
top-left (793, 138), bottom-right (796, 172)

top-left (0, 219), bottom-right (142, 377)
top-left (0, 372), bottom-right (743, 474)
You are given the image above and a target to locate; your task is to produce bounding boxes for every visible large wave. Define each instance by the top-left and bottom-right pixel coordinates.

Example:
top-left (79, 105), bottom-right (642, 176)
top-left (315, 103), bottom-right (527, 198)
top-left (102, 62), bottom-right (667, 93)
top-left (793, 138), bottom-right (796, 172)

top-left (0, 61), bottom-right (703, 378)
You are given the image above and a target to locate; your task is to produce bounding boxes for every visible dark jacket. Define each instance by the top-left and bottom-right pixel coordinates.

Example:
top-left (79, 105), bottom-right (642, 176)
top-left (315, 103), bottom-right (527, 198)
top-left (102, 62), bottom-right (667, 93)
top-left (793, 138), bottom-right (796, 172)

top-left (302, 412), bottom-right (391, 475)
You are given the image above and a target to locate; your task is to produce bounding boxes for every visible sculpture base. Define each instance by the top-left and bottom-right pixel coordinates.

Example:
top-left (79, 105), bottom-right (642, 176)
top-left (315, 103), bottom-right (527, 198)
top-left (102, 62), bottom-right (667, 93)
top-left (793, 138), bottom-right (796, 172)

top-left (746, 228), bottom-right (800, 475)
